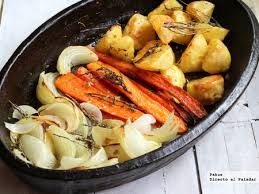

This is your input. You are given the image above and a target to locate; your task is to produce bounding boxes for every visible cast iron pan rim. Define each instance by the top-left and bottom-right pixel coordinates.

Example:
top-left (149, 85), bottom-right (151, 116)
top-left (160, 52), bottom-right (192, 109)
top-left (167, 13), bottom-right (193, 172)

top-left (0, 0), bottom-right (258, 180)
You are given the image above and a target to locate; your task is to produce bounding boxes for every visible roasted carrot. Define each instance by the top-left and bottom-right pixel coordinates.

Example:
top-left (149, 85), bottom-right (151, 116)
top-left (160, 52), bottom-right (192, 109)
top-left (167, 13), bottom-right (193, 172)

top-left (75, 66), bottom-right (118, 97)
top-left (157, 91), bottom-right (193, 124)
top-left (131, 79), bottom-right (174, 112)
top-left (55, 73), bottom-right (143, 121)
top-left (87, 61), bottom-right (187, 133)
top-left (93, 50), bottom-right (207, 119)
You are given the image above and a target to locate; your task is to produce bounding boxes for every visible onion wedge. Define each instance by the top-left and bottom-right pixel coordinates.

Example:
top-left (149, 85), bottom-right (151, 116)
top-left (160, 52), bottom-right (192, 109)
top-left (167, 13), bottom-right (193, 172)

top-left (118, 123), bottom-right (161, 159)
top-left (57, 46), bottom-right (98, 74)
top-left (19, 134), bottom-right (57, 169)
top-left (80, 102), bottom-right (103, 123)
top-left (4, 118), bottom-right (40, 134)
top-left (145, 114), bottom-right (179, 143)
top-left (131, 114), bottom-right (156, 135)
top-left (12, 105), bottom-right (38, 120)
top-left (47, 125), bottom-right (76, 159)
top-left (36, 72), bottom-right (62, 105)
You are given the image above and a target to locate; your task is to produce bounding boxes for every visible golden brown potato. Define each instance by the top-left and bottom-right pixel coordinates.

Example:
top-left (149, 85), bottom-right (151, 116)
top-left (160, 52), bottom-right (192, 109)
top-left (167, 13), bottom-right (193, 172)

top-left (177, 33), bottom-right (208, 73)
top-left (123, 14), bottom-right (156, 50)
top-left (186, 1), bottom-right (215, 23)
top-left (161, 65), bottom-right (186, 88)
top-left (195, 23), bottom-right (229, 42)
top-left (134, 40), bottom-right (175, 71)
top-left (149, 15), bottom-right (175, 44)
top-left (187, 75), bottom-right (224, 105)
top-left (109, 35), bottom-right (135, 62)
top-left (95, 25), bottom-right (122, 53)
top-left (170, 10), bottom-right (193, 45)
top-left (148, 0), bottom-right (183, 19)
top-left (202, 39), bottom-right (231, 74)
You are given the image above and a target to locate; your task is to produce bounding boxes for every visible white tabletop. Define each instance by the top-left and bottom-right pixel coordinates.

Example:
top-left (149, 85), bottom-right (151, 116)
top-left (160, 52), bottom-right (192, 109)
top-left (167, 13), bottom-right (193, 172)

top-left (0, 0), bottom-right (259, 194)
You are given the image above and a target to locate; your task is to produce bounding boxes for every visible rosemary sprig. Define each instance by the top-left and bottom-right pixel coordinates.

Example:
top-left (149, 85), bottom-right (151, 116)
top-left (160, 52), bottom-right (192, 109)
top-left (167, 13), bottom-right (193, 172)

top-left (9, 100), bottom-right (27, 119)
top-left (88, 93), bottom-right (139, 112)
top-left (134, 42), bottom-right (161, 63)
top-left (96, 67), bottom-right (130, 93)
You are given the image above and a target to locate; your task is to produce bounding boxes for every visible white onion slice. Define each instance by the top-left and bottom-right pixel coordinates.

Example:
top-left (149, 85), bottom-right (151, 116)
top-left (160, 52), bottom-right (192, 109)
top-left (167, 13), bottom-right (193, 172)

top-left (19, 134), bottom-right (57, 169)
top-left (118, 124), bottom-right (161, 159)
top-left (83, 147), bottom-right (108, 167)
top-left (4, 119), bottom-right (39, 134)
top-left (145, 114), bottom-right (179, 143)
top-left (12, 148), bottom-right (32, 164)
top-left (80, 102), bottom-right (103, 123)
top-left (37, 115), bottom-right (66, 130)
top-left (57, 46), bottom-right (98, 74)
top-left (36, 72), bottom-right (62, 105)
top-left (89, 158), bottom-right (119, 169)
top-left (132, 114), bottom-right (156, 135)
top-left (47, 125), bottom-right (76, 159)
top-left (12, 105), bottom-right (38, 120)
top-left (59, 156), bottom-right (88, 170)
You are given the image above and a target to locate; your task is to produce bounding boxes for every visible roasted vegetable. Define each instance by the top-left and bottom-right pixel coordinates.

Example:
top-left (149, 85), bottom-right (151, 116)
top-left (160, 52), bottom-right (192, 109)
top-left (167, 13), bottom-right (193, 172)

top-left (186, 1), bottom-right (215, 23)
top-left (104, 144), bottom-right (130, 162)
top-left (92, 126), bottom-right (119, 146)
top-left (177, 33), bottom-right (208, 73)
top-left (12, 105), bottom-right (38, 120)
top-left (19, 134), bottom-right (57, 169)
top-left (169, 10), bottom-right (193, 45)
top-left (187, 75), bottom-right (224, 105)
top-left (202, 39), bottom-right (231, 74)
top-left (133, 40), bottom-right (175, 71)
top-left (149, 15), bottom-right (175, 44)
top-left (39, 101), bottom-right (80, 133)
top-left (123, 13), bottom-right (156, 50)
top-left (195, 23), bottom-right (229, 42)
top-left (95, 25), bottom-right (123, 53)
top-left (161, 65), bottom-right (186, 88)
top-left (145, 114), bottom-right (179, 143)
top-left (117, 122), bottom-right (161, 159)
top-left (131, 79), bottom-right (174, 112)
top-left (47, 125), bottom-right (76, 159)
top-left (36, 72), bottom-right (62, 105)
top-left (109, 35), bottom-right (135, 62)
top-left (55, 73), bottom-right (143, 121)
top-left (93, 50), bottom-right (207, 119)
top-left (148, 0), bottom-right (183, 19)
top-left (75, 66), bottom-right (118, 97)
top-left (57, 46), bottom-right (98, 74)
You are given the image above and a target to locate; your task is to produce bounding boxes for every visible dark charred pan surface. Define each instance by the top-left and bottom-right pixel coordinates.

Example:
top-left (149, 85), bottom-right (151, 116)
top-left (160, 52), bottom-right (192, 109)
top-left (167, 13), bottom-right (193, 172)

top-left (0, 0), bottom-right (258, 193)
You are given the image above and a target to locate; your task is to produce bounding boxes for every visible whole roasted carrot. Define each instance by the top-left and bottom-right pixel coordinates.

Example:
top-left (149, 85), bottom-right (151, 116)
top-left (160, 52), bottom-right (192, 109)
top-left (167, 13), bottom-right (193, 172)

top-left (75, 66), bottom-right (118, 97)
top-left (55, 73), bottom-right (143, 121)
top-left (131, 79), bottom-right (174, 112)
top-left (87, 61), bottom-right (187, 133)
top-left (157, 91), bottom-right (193, 124)
top-left (93, 50), bottom-right (207, 119)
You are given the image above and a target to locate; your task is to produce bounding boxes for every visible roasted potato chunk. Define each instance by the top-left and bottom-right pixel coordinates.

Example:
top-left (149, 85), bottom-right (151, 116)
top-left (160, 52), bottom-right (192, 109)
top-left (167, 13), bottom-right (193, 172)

top-left (177, 33), bottom-right (208, 73)
top-left (187, 75), bottom-right (224, 105)
top-left (148, 0), bottom-right (183, 19)
top-left (109, 35), bottom-right (135, 62)
top-left (196, 23), bottom-right (229, 42)
top-left (186, 1), bottom-right (215, 23)
top-left (170, 10), bottom-right (193, 45)
top-left (149, 15), bottom-right (175, 44)
top-left (123, 14), bottom-right (156, 50)
top-left (95, 25), bottom-right (122, 53)
top-left (161, 65), bottom-right (186, 88)
top-left (202, 39), bottom-right (231, 74)
top-left (134, 40), bottom-right (175, 71)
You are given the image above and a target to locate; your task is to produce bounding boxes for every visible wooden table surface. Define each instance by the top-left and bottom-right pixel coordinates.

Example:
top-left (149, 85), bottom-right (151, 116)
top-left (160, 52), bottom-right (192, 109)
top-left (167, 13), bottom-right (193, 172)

top-left (0, 0), bottom-right (258, 194)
